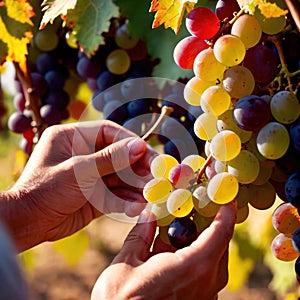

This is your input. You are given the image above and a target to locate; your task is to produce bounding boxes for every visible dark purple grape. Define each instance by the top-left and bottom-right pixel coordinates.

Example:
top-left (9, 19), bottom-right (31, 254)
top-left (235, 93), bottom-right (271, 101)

top-left (295, 256), bottom-right (300, 280)
top-left (290, 117), bottom-right (300, 153)
top-left (215, 0), bottom-right (240, 21)
top-left (13, 92), bottom-right (25, 111)
top-left (233, 95), bottom-right (271, 131)
top-left (292, 227), bottom-right (300, 253)
top-left (7, 111), bottom-right (31, 134)
top-left (96, 70), bottom-right (121, 92)
top-left (44, 90), bottom-right (70, 109)
top-left (92, 91), bottom-right (106, 112)
top-left (285, 172), bottom-right (300, 209)
top-left (36, 52), bottom-right (58, 75)
top-left (44, 70), bottom-right (66, 91)
top-left (31, 72), bottom-right (48, 97)
top-left (127, 98), bottom-right (153, 118)
top-left (121, 77), bottom-right (145, 100)
top-left (103, 100), bottom-right (128, 123)
top-left (76, 56), bottom-right (101, 79)
top-left (168, 217), bottom-right (197, 249)
top-left (243, 45), bottom-right (278, 85)
top-left (40, 104), bottom-right (62, 125)
top-left (159, 117), bottom-right (187, 140)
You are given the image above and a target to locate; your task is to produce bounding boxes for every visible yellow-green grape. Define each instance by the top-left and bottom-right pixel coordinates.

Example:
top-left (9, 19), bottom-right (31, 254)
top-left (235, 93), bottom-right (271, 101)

top-left (231, 14), bottom-right (262, 49)
top-left (213, 34), bottom-right (246, 67)
top-left (248, 181), bottom-right (276, 210)
top-left (158, 225), bottom-right (171, 245)
top-left (146, 202), bottom-right (175, 227)
top-left (245, 133), bottom-right (266, 162)
top-left (227, 150), bottom-right (260, 184)
top-left (106, 49), bottom-right (131, 75)
top-left (271, 233), bottom-right (299, 262)
top-left (143, 178), bottom-right (173, 204)
top-left (236, 204), bottom-right (249, 224)
top-left (182, 154), bottom-right (206, 172)
top-left (200, 86), bottom-right (231, 116)
top-left (194, 199), bottom-right (221, 217)
top-left (167, 189), bottom-right (194, 218)
top-left (193, 48), bottom-right (226, 82)
top-left (210, 130), bottom-right (241, 161)
top-left (184, 76), bottom-right (214, 106)
top-left (222, 66), bottom-right (255, 99)
top-left (65, 31), bottom-right (78, 49)
top-left (207, 172), bottom-right (239, 204)
top-left (254, 9), bottom-right (286, 35)
top-left (256, 122), bottom-right (290, 160)
top-left (193, 212), bottom-right (214, 233)
top-left (214, 160), bottom-right (228, 173)
top-left (115, 23), bottom-right (139, 50)
top-left (235, 184), bottom-right (251, 208)
top-left (252, 160), bottom-right (275, 185)
top-left (270, 91), bottom-right (300, 124)
top-left (204, 141), bottom-right (211, 157)
top-left (194, 113), bottom-right (218, 140)
top-left (217, 110), bottom-right (252, 143)
top-left (193, 183), bottom-right (211, 209)
top-left (150, 154), bottom-right (178, 178)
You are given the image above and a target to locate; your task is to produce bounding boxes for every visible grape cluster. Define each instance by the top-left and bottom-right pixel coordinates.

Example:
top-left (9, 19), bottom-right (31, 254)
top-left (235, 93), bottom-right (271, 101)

top-left (143, 1), bottom-right (300, 256)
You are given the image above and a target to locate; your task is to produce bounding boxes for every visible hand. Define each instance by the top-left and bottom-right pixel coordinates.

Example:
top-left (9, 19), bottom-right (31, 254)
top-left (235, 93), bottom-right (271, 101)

top-left (91, 201), bottom-right (237, 300)
top-left (1, 120), bottom-right (156, 251)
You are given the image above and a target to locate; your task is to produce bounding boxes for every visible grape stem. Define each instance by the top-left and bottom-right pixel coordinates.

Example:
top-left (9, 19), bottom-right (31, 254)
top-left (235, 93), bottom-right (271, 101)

top-left (14, 62), bottom-right (46, 142)
top-left (196, 153), bottom-right (213, 184)
top-left (141, 106), bottom-right (174, 140)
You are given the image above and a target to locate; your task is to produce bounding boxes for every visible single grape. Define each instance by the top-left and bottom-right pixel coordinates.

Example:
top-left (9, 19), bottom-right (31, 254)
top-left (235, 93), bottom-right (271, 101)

top-left (173, 36), bottom-right (209, 69)
top-left (194, 113), bottom-right (218, 140)
top-left (292, 228), bottom-right (300, 253)
top-left (40, 104), bottom-right (62, 126)
top-left (34, 28), bottom-right (59, 52)
top-left (210, 130), bottom-right (241, 161)
top-left (295, 256), bottom-right (300, 280)
top-left (193, 183), bottom-right (211, 209)
top-left (186, 7), bottom-right (220, 39)
top-left (256, 122), bottom-right (290, 160)
top-left (200, 85), bottom-right (231, 116)
top-left (168, 163), bottom-right (195, 189)
top-left (248, 181), bottom-right (276, 210)
top-left (207, 172), bottom-right (239, 204)
top-left (290, 117), bottom-right (300, 153)
top-left (7, 111), bottom-right (31, 134)
top-left (168, 217), bottom-right (197, 249)
top-left (146, 202), bottom-right (175, 227)
top-left (106, 49), bottom-right (131, 75)
top-left (215, 0), bottom-right (240, 21)
top-left (285, 172), bottom-right (300, 210)
top-left (236, 204), bottom-right (249, 224)
top-left (270, 91), bottom-right (300, 124)
top-left (231, 14), bottom-right (262, 49)
top-left (143, 178), bottom-right (173, 204)
top-left (271, 233), bottom-right (299, 262)
top-left (150, 154), bottom-right (179, 179)
top-left (233, 95), bottom-right (271, 132)
top-left (193, 48), bottom-right (226, 82)
top-left (227, 149), bottom-right (260, 184)
top-left (182, 154), bottom-right (206, 172)
top-left (103, 100), bottom-right (128, 124)
top-left (167, 189), bottom-right (194, 218)
top-left (115, 23), bottom-right (139, 50)
top-left (222, 66), bottom-right (255, 99)
top-left (213, 34), bottom-right (246, 67)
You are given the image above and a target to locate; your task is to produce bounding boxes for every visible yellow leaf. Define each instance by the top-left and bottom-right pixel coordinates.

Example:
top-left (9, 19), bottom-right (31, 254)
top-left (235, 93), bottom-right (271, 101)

top-left (52, 229), bottom-right (90, 265)
top-left (6, 0), bottom-right (35, 25)
top-left (149, 0), bottom-right (197, 34)
top-left (0, 16), bottom-right (32, 72)
top-left (257, 2), bottom-right (288, 18)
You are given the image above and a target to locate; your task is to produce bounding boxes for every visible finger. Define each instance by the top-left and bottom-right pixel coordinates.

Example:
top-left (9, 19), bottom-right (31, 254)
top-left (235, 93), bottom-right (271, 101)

top-left (112, 210), bottom-right (157, 265)
top-left (94, 137), bottom-right (147, 177)
top-left (72, 120), bottom-right (138, 151)
top-left (179, 201), bottom-right (237, 261)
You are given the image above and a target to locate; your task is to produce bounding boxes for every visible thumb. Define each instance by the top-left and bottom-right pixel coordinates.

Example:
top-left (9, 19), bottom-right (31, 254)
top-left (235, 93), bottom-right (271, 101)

top-left (112, 211), bottom-right (157, 265)
top-left (95, 137), bottom-right (146, 176)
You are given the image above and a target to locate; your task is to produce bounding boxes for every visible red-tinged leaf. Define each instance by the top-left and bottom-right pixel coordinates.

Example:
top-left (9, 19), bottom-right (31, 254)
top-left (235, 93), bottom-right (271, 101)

top-left (40, 0), bottom-right (77, 29)
top-left (149, 0), bottom-right (197, 34)
top-left (6, 0), bottom-right (35, 25)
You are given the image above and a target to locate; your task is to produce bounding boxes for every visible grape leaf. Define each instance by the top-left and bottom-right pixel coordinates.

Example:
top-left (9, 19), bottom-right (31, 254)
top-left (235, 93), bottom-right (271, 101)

top-left (149, 0), bottom-right (197, 34)
top-left (40, 0), bottom-right (77, 29)
top-left (237, 0), bottom-right (288, 18)
top-left (116, 0), bottom-right (193, 80)
top-left (65, 0), bottom-right (119, 57)
top-left (6, 0), bottom-right (35, 26)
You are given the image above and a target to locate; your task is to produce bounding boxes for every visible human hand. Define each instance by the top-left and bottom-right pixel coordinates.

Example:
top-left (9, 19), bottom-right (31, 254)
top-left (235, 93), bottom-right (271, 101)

top-left (91, 201), bottom-right (237, 300)
top-left (2, 120), bottom-right (156, 251)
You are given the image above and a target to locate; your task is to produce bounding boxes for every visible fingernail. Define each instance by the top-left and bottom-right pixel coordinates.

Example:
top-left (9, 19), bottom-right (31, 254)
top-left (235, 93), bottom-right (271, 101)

top-left (127, 138), bottom-right (146, 156)
top-left (138, 210), bottom-right (156, 224)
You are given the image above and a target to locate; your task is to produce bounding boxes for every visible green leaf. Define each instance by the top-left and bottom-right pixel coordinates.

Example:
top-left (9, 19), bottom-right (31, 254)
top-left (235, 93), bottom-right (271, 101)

top-left (66, 0), bottom-right (119, 57)
top-left (116, 0), bottom-right (193, 80)
top-left (52, 229), bottom-right (90, 265)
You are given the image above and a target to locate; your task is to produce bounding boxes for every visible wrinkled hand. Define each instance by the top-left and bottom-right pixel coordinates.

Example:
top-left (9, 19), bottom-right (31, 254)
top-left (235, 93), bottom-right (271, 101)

top-left (3, 120), bottom-right (156, 251)
top-left (91, 201), bottom-right (237, 300)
